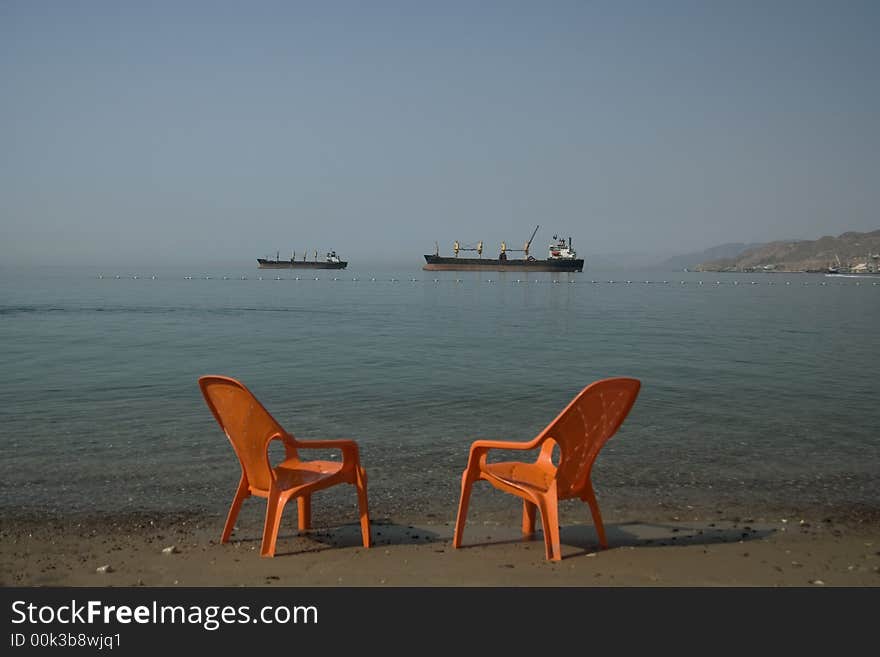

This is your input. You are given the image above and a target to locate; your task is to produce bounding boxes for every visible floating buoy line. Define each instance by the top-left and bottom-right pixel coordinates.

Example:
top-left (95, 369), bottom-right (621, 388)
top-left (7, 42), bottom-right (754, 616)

top-left (94, 274), bottom-right (878, 287)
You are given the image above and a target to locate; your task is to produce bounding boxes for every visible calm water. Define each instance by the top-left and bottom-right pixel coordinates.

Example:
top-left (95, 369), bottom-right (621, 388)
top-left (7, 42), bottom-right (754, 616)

top-left (1, 265), bottom-right (878, 522)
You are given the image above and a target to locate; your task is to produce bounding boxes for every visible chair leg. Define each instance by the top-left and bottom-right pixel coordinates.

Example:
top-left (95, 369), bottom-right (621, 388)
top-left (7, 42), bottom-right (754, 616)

top-left (582, 482), bottom-right (608, 549)
top-left (221, 477), bottom-right (249, 543)
top-left (356, 467), bottom-right (371, 548)
top-left (522, 500), bottom-right (537, 537)
top-left (538, 486), bottom-right (562, 561)
top-left (453, 469), bottom-right (477, 548)
top-left (297, 495), bottom-right (311, 531)
top-left (261, 487), bottom-right (288, 558)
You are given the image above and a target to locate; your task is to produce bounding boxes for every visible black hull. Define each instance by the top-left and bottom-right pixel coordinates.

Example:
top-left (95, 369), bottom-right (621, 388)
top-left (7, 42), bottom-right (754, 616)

top-left (257, 259), bottom-right (347, 270)
top-left (423, 255), bottom-right (583, 272)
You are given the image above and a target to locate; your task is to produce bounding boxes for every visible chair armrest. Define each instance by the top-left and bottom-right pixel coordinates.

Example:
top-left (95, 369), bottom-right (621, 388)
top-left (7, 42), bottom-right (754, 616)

top-left (295, 439), bottom-right (361, 463)
top-left (535, 438), bottom-right (558, 469)
top-left (269, 432), bottom-right (300, 460)
top-left (466, 436), bottom-right (544, 469)
top-left (469, 437), bottom-right (543, 452)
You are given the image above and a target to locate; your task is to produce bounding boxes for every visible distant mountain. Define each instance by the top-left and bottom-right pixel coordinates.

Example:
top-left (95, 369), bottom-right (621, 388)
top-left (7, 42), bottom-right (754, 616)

top-left (696, 230), bottom-right (880, 272)
top-left (656, 242), bottom-right (764, 271)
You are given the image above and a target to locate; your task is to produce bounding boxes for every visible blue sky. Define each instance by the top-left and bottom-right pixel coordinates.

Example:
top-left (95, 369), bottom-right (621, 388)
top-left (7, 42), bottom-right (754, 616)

top-left (2, 1), bottom-right (878, 266)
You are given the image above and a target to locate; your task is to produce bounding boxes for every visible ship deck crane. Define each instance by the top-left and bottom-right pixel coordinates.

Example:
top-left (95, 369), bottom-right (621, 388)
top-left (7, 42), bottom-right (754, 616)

top-left (448, 225), bottom-right (542, 259)
top-left (453, 240), bottom-right (483, 257)
top-left (500, 225), bottom-right (540, 257)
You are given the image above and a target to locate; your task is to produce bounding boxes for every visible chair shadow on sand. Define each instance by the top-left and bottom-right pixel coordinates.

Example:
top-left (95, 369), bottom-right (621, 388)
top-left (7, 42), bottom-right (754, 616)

top-left (227, 518), bottom-right (443, 557)
top-left (456, 520), bottom-right (776, 560)
top-left (233, 516), bottom-right (774, 560)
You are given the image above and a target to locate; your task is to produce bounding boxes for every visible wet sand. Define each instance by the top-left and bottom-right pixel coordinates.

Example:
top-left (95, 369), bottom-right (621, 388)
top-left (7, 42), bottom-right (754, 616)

top-left (3, 503), bottom-right (878, 587)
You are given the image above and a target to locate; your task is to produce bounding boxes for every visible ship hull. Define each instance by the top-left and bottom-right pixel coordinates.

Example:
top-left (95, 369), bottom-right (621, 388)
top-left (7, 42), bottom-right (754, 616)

top-left (422, 255), bottom-right (583, 272)
top-left (257, 259), bottom-right (347, 269)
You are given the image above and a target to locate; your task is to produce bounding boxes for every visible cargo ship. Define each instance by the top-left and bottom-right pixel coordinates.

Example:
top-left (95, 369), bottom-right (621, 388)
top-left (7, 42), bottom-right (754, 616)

top-left (825, 253), bottom-right (880, 276)
top-left (423, 226), bottom-right (584, 272)
top-left (257, 250), bottom-right (347, 269)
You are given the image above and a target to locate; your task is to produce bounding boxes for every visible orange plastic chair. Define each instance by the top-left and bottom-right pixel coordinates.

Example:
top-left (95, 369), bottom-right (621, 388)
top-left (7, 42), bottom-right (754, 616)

top-left (453, 377), bottom-right (641, 561)
top-left (198, 375), bottom-right (371, 557)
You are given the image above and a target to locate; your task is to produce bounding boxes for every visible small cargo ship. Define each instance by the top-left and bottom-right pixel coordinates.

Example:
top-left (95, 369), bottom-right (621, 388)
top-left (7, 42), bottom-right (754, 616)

top-left (825, 253), bottom-right (880, 277)
top-left (257, 250), bottom-right (347, 270)
top-left (423, 226), bottom-right (584, 272)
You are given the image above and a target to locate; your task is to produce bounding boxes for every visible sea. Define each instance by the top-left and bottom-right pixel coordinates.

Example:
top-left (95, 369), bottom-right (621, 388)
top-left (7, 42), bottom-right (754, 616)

top-left (1, 264), bottom-right (878, 525)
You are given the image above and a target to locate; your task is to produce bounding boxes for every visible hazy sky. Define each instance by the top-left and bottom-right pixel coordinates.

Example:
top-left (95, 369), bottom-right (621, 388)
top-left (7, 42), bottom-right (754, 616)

top-left (2, 1), bottom-right (878, 266)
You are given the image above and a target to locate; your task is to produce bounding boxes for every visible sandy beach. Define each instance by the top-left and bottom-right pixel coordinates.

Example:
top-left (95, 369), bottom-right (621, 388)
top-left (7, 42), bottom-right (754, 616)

top-left (3, 502), bottom-right (878, 587)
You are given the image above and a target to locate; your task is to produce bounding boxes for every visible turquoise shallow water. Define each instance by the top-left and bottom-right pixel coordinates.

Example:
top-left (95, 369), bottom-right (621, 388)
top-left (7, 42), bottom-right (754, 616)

top-left (1, 265), bottom-right (878, 521)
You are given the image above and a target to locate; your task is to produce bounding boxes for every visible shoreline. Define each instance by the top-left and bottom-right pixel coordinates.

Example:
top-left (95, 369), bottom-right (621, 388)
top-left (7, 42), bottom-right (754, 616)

top-left (3, 503), bottom-right (878, 587)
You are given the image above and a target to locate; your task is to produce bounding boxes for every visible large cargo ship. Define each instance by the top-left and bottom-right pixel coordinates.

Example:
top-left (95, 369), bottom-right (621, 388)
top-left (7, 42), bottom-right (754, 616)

top-left (257, 250), bottom-right (347, 270)
top-left (423, 226), bottom-right (584, 272)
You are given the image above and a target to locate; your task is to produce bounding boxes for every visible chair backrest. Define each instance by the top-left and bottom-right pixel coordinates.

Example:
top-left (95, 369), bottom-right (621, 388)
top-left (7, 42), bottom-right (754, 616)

top-left (198, 375), bottom-right (296, 492)
top-left (537, 377), bottom-right (641, 498)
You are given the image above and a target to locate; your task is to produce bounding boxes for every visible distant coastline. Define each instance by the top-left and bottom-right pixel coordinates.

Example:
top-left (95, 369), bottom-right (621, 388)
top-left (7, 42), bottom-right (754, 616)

top-left (694, 229), bottom-right (880, 273)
